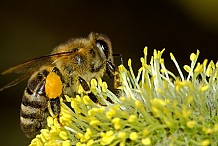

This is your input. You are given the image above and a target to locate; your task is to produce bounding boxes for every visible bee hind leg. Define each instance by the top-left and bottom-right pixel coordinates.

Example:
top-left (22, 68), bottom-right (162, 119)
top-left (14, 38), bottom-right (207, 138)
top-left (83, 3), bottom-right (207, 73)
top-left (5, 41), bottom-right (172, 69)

top-left (51, 67), bottom-right (65, 83)
top-left (47, 67), bottom-right (62, 124)
top-left (48, 98), bottom-right (60, 118)
top-left (47, 97), bottom-right (61, 126)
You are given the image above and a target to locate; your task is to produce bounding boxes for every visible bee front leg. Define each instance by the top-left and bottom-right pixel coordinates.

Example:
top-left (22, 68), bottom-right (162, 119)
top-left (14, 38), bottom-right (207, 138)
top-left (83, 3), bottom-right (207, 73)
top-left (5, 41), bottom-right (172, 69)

top-left (106, 61), bottom-right (121, 92)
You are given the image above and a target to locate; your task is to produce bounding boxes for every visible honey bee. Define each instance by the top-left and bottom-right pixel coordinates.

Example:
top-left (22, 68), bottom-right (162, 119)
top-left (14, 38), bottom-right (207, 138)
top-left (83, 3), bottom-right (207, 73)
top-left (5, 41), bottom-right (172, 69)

top-left (0, 32), bottom-right (119, 138)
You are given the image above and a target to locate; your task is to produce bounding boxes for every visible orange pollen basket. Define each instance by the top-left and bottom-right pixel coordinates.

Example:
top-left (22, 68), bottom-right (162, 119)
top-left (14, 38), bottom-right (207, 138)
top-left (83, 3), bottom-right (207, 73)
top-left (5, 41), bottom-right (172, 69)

top-left (45, 72), bottom-right (63, 99)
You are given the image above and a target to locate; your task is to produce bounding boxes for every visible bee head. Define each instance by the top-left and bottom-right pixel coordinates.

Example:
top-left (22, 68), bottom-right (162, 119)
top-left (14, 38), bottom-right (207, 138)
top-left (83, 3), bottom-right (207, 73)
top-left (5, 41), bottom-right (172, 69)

top-left (89, 32), bottom-right (113, 63)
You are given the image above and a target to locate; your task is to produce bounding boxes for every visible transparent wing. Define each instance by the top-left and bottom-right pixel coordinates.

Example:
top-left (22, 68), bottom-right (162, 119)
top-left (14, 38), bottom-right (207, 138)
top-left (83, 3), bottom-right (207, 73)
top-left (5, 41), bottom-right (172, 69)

top-left (0, 51), bottom-right (73, 91)
top-left (2, 52), bottom-right (73, 75)
top-left (0, 74), bottom-right (29, 92)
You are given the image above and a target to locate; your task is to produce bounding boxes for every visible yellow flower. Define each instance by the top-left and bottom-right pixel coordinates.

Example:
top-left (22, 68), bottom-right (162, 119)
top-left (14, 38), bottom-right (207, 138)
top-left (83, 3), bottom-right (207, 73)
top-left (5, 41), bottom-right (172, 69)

top-left (142, 138), bottom-right (151, 145)
top-left (129, 132), bottom-right (138, 141)
top-left (29, 48), bottom-right (218, 146)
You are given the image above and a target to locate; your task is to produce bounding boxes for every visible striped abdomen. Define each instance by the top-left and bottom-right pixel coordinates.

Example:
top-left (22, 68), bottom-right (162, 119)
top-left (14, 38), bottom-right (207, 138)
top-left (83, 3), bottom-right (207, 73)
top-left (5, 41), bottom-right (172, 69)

top-left (20, 70), bottom-right (50, 138)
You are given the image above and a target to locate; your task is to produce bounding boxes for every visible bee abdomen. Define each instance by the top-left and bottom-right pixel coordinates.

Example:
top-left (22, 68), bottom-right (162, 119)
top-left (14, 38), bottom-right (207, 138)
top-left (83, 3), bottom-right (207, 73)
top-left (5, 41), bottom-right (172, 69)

top-left (22, 87), bottom-right (47, 108)
top-left (20, 80), bottom-right (50, 138)
top-left (20, 116), bottom-right (48, 139)
top-left (20, 103), bottom-right (46, 119)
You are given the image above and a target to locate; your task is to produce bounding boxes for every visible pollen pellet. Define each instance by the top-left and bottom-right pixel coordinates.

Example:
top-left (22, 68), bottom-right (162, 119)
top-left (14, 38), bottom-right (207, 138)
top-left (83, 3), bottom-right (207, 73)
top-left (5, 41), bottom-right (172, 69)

top-left (45, 72), bottom-right (63, 99)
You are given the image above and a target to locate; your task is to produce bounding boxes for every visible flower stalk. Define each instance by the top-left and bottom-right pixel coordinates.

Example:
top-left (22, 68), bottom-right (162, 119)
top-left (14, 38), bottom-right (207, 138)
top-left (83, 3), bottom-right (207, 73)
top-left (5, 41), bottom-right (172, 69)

top-left (30, 47), bottom-right (218, 146)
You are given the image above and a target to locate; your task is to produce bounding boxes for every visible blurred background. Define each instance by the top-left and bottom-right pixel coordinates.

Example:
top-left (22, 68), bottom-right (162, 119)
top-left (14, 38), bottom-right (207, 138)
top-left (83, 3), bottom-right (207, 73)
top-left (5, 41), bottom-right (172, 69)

top-left (1, 0), bottom-right (218, 145)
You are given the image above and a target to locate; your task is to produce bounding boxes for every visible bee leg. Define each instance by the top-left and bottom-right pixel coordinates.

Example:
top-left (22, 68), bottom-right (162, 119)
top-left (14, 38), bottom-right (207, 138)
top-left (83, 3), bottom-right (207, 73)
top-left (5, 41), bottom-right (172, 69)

top-left (78, 76), bottom-right (98, 103)
top-left (47, 98), bottom-right (60, 118)
top-left (78, 77), bottom-right (90, 91)
top-left (51, 67), bottom-right (65, 83)
top-left (106, 61), bottom-right (121, 92)
top-left (47, 97), bottom-right (61, 126)
top-left (47, 67), bottom-right (62, 123)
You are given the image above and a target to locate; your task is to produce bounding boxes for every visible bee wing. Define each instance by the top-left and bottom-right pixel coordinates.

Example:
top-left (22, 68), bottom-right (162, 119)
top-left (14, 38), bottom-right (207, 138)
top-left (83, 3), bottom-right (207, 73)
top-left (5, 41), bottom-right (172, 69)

top-left (0, 51), bottom-right (73, 91)
top-left (2, 52), bottom-right (73, 75)
top-left (0, 74), bottom-right (29, 92)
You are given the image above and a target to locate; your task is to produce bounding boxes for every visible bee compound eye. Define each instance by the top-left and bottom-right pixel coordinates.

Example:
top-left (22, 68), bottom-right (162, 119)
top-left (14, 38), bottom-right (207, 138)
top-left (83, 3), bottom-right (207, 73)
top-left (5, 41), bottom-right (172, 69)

top-left (96, 40), bottom-right (109, 59)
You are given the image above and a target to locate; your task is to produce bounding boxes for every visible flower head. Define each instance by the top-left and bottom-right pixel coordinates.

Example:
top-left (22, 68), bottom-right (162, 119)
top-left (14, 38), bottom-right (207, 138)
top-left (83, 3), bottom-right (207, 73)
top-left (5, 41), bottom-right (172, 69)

top-left (30, 47), bottom-right (218, 146)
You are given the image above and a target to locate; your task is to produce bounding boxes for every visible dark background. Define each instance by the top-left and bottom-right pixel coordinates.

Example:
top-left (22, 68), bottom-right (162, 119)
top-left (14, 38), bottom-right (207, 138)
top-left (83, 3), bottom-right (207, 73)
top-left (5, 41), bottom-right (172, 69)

top-left (1, 1), bottom-right (218, 145)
